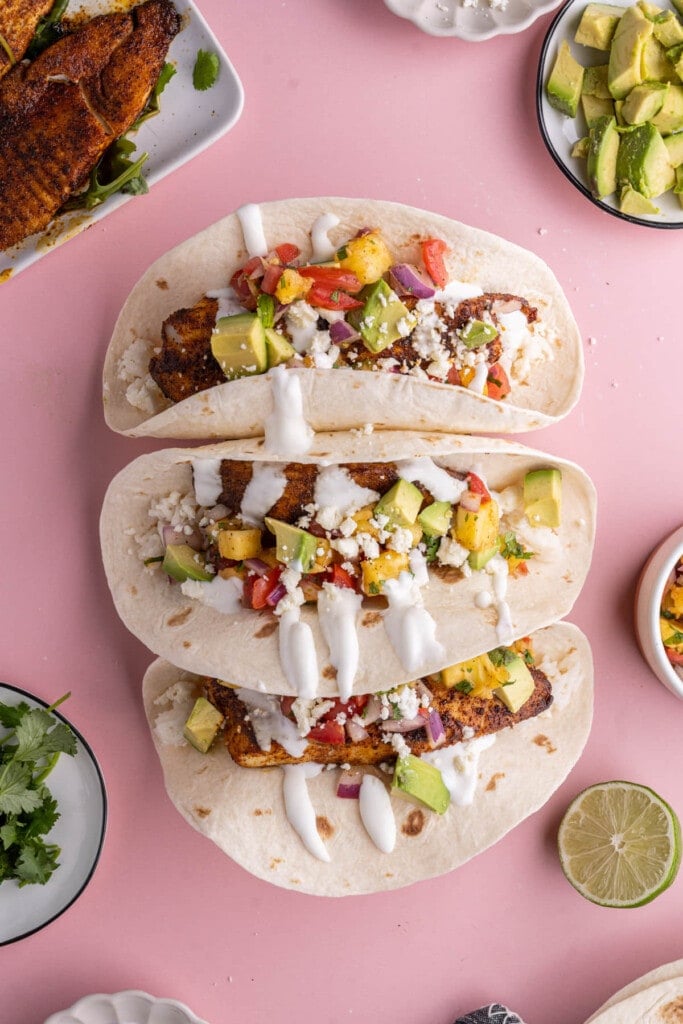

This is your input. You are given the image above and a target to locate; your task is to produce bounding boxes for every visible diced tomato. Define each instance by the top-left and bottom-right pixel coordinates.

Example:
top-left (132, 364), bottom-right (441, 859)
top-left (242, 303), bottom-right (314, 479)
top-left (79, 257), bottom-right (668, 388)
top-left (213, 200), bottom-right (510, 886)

top-left (666, 648), bottom-right (683, 666)
top-left (307, 720), bottom-right (346, 745)
top-left (274, 243), bottom-right (300, 264)
top-left (421, 238), bottom-right (449, 288)
top-left (325, 564), bottom-right (358, 590)
top-left (242, 256), bottom-right (265, 279)
top-left (261, 264), bottom-right (285, 295)
top-left (229, 268), bottom-right (259, 310)
top-left (485, 362), bottom-right (511, 401)
top-left (467, 472), bottom-right (491, 502)
top-left (243, 567), bottom-right (282, 610)
top-left (446, 366), bottom-right (462, 386)
top-left (321, 696), bottom-right (369, 723)
top-left (306, 284), bottom-right (364, 311)
top-left (298, 266), bottom-right (362, 293)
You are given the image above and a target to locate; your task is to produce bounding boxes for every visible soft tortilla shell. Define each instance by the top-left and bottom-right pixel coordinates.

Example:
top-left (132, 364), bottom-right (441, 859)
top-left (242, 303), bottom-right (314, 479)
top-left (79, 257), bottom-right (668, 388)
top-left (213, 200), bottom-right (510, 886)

top-left (142, 621), bottom-right (593, 896)
top-left (100, 431), bottom-right (596, 696)
top-left (585, 964), bottom-right (683, 1024)
top-left (585, 976), bottom-right (683, 1024)
top-left (103, 197), bottom-right (583, 439)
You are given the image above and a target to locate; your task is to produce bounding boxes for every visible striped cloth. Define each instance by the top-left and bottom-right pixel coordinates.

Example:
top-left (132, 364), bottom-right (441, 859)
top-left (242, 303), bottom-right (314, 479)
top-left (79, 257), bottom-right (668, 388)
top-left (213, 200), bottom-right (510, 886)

top-left (455, 1006), bottom-right (526, 1024)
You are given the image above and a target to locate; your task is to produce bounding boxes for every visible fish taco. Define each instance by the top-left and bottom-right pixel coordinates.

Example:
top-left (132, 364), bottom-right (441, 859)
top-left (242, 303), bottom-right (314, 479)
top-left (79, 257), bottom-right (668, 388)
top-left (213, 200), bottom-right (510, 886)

top-left (142, 621), bottom-right (593, 895)
top-left (103, 197), bottom-right (584, 439)
top-left (100, 430), bottom-right (595, 698)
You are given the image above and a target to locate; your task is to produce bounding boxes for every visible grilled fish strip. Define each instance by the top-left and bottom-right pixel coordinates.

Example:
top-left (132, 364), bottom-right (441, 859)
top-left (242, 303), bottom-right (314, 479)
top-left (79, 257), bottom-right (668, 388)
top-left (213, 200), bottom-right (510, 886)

top-left (205, 668), bottom-right (553, 769)
top-left (0, 0), bottom-right (180, 252)
top-left (0, 0), bottom-right (54, 80)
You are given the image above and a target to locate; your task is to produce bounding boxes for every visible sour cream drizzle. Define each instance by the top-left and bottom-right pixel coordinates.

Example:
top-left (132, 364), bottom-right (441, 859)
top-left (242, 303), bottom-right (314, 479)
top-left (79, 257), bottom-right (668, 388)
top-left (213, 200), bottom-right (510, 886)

top-left (359, 774), bottom-right (396, 853)
top-left (240, 463), bottom-right (287, 526)
top-left (206, 286), bottom-right (246, 323)
top-left (422, 734), bottom-right (496, 806)
top-left (317, 583), bottom-right (363, 701)
top-left (313, 465), bottom-right (379, 514)
top-left (487, 554), bottom-right (513, 645)
top-left (263, 365), bottom-right (313, 457)
top-left (468, 360), bottom-right (490, 395)
top-left (282, 763), bottom-right (331, 863)
top-left (310, 212), bottom-right (340, 261)
top-left (236, 690), bottom-right (307, 757)
top-left (397, 457), bottom-right (467, 504)
top-left (191, 458), bottom-right (223, 507)
top-left (180, 574), bottom-right (244, 613)
top-left (433, 280), bottom-right (484, 304)
top-left (279, 607), bottom-right (319, 698)
top-left (236, 202), bottom-right (268, 258)
top-left (382, 570), bottom-right (444, 674)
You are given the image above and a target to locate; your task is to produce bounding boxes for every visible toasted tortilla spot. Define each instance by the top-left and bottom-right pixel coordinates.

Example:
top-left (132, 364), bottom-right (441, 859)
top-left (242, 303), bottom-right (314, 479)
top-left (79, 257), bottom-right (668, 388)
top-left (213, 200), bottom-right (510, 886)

top-left (661, 997), bottom-right (683, 1021)
top-left (182, 640), bottom-right (191, 648)
top-left (156, 278), bottom-right (169, 290)
top-left (401, 809), bottom-right (426, 837)
top-left (316, 815), bottom-right (334, 839)
top-left (534, 734), bottom-right (557, 754)
top-left (194, 806), bottom-right (211, 818)
top-left (432, 564), bottom-right (462, 584)
top-left (255, 621), bottom-right (278, 639)
top-left (361, 611), bottom-right (383, 627)
top-left (166, 607), bottom-right (193, 627)
top-left (322, 664), bottom-right (337, 680)
top-left (253, 808), bottom-right (272, 816)
top-left (129, 585), bottom-right (138, 595)
top-left (486, 772), bottom-right (506, 791)
top-left (270, 858), bottom-right (283, 869)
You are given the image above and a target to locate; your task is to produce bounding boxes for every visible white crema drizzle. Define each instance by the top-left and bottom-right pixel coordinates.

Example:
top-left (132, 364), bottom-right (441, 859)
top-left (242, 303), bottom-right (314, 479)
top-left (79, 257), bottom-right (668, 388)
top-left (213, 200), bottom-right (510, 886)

top-left (313, 465), bottom-right (379, 514)
top-left (180, 575), bottom-right (244, 613)
top-left (397, 457), bottom-right (467, 503)
top-left (278, 607), bottom-right (319, 699)
top-left (191, 457), bottom-right (223, 507)
top-left (282, 763), bottom-right (330, 862)
top-left (235, 690), bottom-right (307, 757)
top-left (422, 734), bottom-right (496, 806)
top-left (487, 554), bottom-right (514, 645)
top-left (264, 365), bottom-right (313, 457)
top-left (205, 286), bottom-right (245, 323)
top-left (382, 569), bottom-right (444, 674)
top-left (240, 463), bottom-right (288, 526)
top-left (236, 202), bottom-right (268, 258)
top-left (310, 212), bottom-right (340, 261)
top-left (359, 774), bottom-right (396, 853)
top-left (317, 583), bottom-right (363, 702)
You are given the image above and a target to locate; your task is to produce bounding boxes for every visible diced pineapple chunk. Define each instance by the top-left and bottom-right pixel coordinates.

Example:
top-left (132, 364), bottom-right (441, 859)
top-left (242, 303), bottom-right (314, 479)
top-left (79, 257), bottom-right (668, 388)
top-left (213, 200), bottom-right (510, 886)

top-left (217, 528), bottom-right (263, 561)
top-left (440, 653), bottom-right (509, 699)
top-left (361, 550), bottom-right (409, 595)
top-left (351, 505), bottom-right (382, 539)
top-left (663, 584), bottom-right (683, 618)
top-left (275, 268), bottom-right (313, 304)
top-left (307, 538), bottom-right (334, 573)
top-left (453, 499), bottom-right (500, 552)
top-left (338, 231), bottom-right (393, 285)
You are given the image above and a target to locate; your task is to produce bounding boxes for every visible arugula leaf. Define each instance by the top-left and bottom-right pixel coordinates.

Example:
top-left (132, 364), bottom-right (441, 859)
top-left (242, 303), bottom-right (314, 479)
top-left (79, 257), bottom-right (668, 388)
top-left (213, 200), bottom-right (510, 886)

top-left (193, 49), bottom-right (220, 91)
top-left (25, 0), bottom-right (70, 60)
top-left (131, 62), bottom-right (177, 130)
top-left (66, 141), bottom-right (149, 211)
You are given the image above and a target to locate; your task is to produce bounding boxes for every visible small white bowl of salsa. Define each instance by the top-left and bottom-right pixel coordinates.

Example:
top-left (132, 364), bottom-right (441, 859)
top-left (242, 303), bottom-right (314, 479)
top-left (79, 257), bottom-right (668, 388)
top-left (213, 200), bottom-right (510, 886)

top-left (635, 524), bottom-right (683, 701)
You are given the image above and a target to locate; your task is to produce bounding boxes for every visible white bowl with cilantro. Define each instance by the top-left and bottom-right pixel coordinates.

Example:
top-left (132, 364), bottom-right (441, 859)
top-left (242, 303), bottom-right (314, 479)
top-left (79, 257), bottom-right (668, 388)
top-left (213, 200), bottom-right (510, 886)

top-left (537, 0), bottom-right (683, 227)
top-left (0, 683), bottom-right (106, 946)
top-left (44, 990), bottom-right (208, 1024)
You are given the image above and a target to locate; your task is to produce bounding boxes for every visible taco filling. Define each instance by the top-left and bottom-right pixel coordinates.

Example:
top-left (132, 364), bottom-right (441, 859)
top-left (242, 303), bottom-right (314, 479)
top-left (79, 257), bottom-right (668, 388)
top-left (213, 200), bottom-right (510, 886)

top-left (661, 556), bottom-right (683, 679)
top-left (121, 211), bottom-right (553, 417)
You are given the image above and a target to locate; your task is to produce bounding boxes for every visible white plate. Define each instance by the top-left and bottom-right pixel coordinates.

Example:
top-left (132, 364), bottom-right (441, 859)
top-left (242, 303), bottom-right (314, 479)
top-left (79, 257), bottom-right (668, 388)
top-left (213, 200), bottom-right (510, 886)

top-left (537, 0), bottom-right (683, 229)
top-left (384, 0), bottom-right (563, 41)
top-left (44, 990), bottom-right (209, 1024)
top-left (0, 683), bottom-right (107, 946)
top-left (0, 0), bottom-right (244, 282)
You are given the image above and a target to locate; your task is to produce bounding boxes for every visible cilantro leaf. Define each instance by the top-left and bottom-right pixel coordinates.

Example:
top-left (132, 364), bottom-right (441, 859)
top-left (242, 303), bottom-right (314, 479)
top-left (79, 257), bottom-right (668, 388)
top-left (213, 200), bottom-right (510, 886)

top-left (0, 822), bottom-right (17, 850)
top-left (423, 535), bottom-right (441, 563)
top-left (14, 709), bottom-right (76, 762)
top-left (23, 792), bottom-right (60, 839)
top-left (0, 762), bottom-right (43, 816)
top-left (15, 841), bottom-right (60, 886)
top-left (0, 701), bottom-right (31, 730)
top-left (499, 531), bottom-right (534, 561)
top-left (193, 49), bottom-right (220, 91)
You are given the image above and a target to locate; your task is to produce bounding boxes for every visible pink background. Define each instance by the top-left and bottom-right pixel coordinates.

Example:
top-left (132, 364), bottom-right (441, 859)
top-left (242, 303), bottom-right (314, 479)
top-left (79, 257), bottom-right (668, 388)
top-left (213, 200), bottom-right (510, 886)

top-left (2, 1), bottom-right (682, 1022)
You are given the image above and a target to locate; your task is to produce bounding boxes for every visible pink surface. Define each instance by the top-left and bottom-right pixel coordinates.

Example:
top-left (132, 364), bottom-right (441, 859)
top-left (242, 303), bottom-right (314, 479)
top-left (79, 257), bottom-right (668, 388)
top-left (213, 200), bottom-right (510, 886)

top-left (1, 2), bottom-right (681, 1022)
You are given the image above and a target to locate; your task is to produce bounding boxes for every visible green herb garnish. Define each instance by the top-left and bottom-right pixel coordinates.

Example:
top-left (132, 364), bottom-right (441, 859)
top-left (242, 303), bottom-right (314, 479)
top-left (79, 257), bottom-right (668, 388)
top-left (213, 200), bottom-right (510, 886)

top-left (664, 630), bottom-right (683, 647)
top-left (0, 694), bottom-right (76, 887)
top-left (454, 681), bottom-right (474, 695)
top-left (257, 293), bottom-right (275, 329)
top-left (65, 139), bottom-right (149, 211)
top-left (131, 62), bottom-right (177, 130)
top-left (499, 531), bottom-right (534, 561)
top-left (488, 647), bottom-right (516, 668)
top-left (423, 535), bottom-right (441, 563)
top-left (26, 0), bottom-right (70, 60)
top-left (193, 49), bottom-right (220, 91)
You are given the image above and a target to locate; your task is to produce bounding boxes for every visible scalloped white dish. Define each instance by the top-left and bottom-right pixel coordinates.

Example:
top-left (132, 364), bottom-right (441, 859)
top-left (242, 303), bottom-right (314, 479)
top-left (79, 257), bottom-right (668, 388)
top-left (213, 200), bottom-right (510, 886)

top-left (384, 0), bottom-right (563, 41)
top-left (635, 525), bottom-right (683, 701)
top-left (0, 683), bottom-right (107, 946)
top-left (0, 0), bottom-right (244, 283)
top-left (537, 0), bottom-right (683, 228)
top-left (44, 990), bottom-right (209, 1024)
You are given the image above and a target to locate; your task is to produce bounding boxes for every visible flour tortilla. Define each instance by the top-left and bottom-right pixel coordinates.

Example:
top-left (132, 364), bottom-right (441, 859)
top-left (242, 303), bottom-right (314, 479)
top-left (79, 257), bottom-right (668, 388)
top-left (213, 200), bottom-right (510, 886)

top-left (142, 621), bottom-right (593, 896)
top-left (100, 430), bottom-right (596, 696)
top-left (585, 964), bottom-right (683, 1024)
top-left (103, 197), bottom-right (583, 439)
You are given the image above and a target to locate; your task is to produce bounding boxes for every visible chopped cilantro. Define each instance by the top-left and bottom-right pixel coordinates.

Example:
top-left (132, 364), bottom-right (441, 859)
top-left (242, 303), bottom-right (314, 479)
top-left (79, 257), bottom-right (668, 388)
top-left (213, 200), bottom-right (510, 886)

top-left (455, 681), bottom-right (474, 695)
top-left (193, 49), bottom-right (220, 91)
top-left (488, 646), bottom-right (516, 667)
top-left (499, 531), bottom-right (534, 561)
top-left (336, 246), bottom-right (348, 260)
top-left (368, 582), bottom-right (381, 595)
top-left (423, 535), bottom-right (441, 563)
top-left (665, 630), bottom-right (683, 647)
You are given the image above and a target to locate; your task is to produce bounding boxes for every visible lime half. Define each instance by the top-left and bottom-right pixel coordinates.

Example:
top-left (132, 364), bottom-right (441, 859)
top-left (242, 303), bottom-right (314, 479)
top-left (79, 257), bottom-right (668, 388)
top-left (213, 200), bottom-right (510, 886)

top-left (558, 781), bottom-right (681, 908)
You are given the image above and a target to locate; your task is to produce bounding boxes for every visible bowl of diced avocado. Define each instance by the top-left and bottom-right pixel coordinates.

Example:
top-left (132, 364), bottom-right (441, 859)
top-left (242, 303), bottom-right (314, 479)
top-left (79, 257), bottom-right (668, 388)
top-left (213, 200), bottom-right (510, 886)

top-left (537, 0), bottom-right (683, 225)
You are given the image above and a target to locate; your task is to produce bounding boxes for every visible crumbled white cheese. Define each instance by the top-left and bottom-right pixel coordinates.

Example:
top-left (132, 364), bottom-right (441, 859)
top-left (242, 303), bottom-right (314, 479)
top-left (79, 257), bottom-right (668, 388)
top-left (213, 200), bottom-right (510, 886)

top-left (437, 536), bottom-right (469, 568)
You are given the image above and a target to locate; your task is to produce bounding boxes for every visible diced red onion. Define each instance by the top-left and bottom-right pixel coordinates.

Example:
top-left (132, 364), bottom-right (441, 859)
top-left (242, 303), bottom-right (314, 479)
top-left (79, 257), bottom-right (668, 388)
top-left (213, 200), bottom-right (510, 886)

top-left (337, 770), bottom-right (363, 799)
top-left (265, 582), bottom-right (287, 606)
top-left (162, 524), bottom-right (203, 551)
top-left (381, 715), bottom-right (425, 733)
top-left (247, 258), bottom-right (267, 281)
top-left (415, 680), bottom-right (433, 703)
top-left (425, 710), bottom-right (446, 748)
top-left (244, 558), bottom-right (271, 576)
top-left (361, 695), bottom-right (383, 725)
top-left (345, 719), bottom-right (369, 743)
top-left (206, 504), bottom-right (229, 522)
top-left (329, 319), bottom-right (360, 344)
top-left (459, 490), bottom-right (481, 513)
top-left (389, 263), bottom-right (435, 299)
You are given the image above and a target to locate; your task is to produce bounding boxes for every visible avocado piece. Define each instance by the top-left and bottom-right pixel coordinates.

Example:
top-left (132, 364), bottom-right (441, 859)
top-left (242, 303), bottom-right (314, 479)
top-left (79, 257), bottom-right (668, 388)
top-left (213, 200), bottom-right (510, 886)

top-left (673, 0), bottom-right (683, 19)
top-left (638, 0), bottom-right (663, 19)
top-left (374, 478), bottom-right (424, 528)
top-left (654, 11), bottom-right (683, 48)
top-left (583, 64), bottom-right (612, 97)
top-left (572, 136), bottom-right (591, 158)
top-left (264, 517), bottom-right (319, 572)
top-left (582, 93), bottom-right (616, 126)
top-left (217, 527), bottom-right (263, 561)
top-left (664, 130), bottom-right (683, 164)
top-left (616, 121), bottom-right (675, 195)
top-left (547, 40), bottom-right (585, 116)
top-left (666, 42), bottom-right (683, 78)
top-left (622, 82), bottom-right (668, 123)
top-left (489, 650), bottom-right (536, 713)
top-left (459, 320), bottom-right (499, 349)
top-left (651, 83), bottom-right (683, 132)
top-left (211, 313), bottom-right (267, 381)
top-left (454, 500), bottom-right (500, 552)
top-left (608, 6), bottom-right (653, 99)
top-left (619, 184), bottom-right (661, 212)
top-left (467, 544), bottom-right (499, 570)
top-left (418, 500), bottom-right (453, 538)
top-left (392, 754), bottom-right (450, 815)
top-left (523, 468), bottom-right (562, 528)
top-left (575, 3), bottom-right (623, 49)
top-left (350, 279), bottom-right (413, 354)
top-left (641, 36), bottom-right (678, 81)
top-left (587, 115), bottom-right (620, 196)
top-left (162, 544), bottom-right (214, 583)
top-left (183, 697), bottom-right (224, 754)
top-left (674, 164), bottom-right (683, 206)
top-left (265, 327), bottom-right (295, 368)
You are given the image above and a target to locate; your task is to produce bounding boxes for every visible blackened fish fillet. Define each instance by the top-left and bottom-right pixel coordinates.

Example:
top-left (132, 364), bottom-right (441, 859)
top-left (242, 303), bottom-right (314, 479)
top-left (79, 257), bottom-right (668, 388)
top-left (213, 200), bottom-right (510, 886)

top-left (0, 0), bottom-right (55, 80)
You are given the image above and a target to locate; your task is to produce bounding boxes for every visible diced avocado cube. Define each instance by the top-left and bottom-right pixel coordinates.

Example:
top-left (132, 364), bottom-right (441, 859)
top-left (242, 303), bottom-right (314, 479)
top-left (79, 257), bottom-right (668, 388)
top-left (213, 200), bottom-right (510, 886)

top-left (459, 320), bottom-right (498, 349)
top-left (638, 0), bottom-right (663, 19)
top-left (674, 164), bottom-right (683, 206)
top-left (264, 518), bottom-right (319, 573)
top-left (361, 550), bottom-right (410, 595)
top-left (572, 136), bottom-right (591, 158)
top-left (617, 121), bottom-right (675, 195)
top-left (183, 697), bottom-right (224, 754)
top-left (374, 478), bottom-right (424, 528)
top-left (467, 545), bottom-right (499, 571)
top-left (622, 83), bottom-right (668, 124)
top-left (641, 36), bottom-right (678, 81)
top-left (651, 83), bottom-right (683, 132)
top-left (217, 527), bottom-right (263, 561)
top-left (350, 279), bottom-right (414, 354)
top-left (654, 11), bottom-right (683, 48)
top-left (547, 40), bottom-right (585, 117)
top-left (673, 0), bottom-right (683, 19)
top-left (615, 99), bottom-right (627, 124)
top-left (608, 6), bottom-right (653, 99)
top-left (665, 131), bottom-right (683, 165)
top-left (523, 468), bottom-right (562, 528)
top-left (265, 327), bottom-right (295, 368)
top-left (417, 501), bottom-right (453, 538)
top-left (582, 93), bottom-right (616, 127)
top-left (619, 185), bottom-right (660, 213)
top-left (666, 43), bottom-right (683, 78)
top-left (211, 313), bottom-right (267, 381)
top-left (583, 65), bottom-right (612, 98)
top-left (454, 499), bottom-right (500, 552)
top-left (587, 115), bottom-right (620, 197)
top-left (492, 653), bottom-right (536, 713)
top-left (575, 3), bottom-right (623, 49)
top-left (162, 544), bottom-right (214, 583)
top-left (392, 754), bottom-right (450, 815)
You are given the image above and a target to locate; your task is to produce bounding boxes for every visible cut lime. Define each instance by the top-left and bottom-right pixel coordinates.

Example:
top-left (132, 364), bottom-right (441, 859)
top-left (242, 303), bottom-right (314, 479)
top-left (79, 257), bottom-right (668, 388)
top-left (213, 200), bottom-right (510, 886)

top-left (558, 781), bottom-right (681, 908)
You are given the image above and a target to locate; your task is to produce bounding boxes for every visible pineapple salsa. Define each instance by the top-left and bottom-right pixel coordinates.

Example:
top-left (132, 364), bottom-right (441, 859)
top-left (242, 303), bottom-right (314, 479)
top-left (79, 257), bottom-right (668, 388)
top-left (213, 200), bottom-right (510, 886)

top-left (661, 555), bottom-right (683, 678)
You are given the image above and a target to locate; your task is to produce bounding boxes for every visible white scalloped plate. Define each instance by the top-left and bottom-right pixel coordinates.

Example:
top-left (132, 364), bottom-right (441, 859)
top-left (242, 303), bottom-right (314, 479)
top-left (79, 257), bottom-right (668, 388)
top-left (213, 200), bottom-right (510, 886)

top-left (384, 0), bottom-right (564, 41)
top-left (0, 0), bottom-right (244, 283)
top-left (44, 990), bottom-right (209, 1024)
